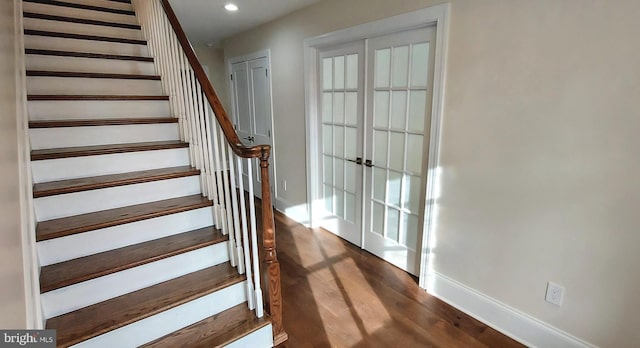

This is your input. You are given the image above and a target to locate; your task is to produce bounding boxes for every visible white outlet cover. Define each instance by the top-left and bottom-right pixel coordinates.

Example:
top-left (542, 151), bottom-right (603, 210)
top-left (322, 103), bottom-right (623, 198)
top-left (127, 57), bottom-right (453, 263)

top-left (545, 281), bottom-right (565, 306)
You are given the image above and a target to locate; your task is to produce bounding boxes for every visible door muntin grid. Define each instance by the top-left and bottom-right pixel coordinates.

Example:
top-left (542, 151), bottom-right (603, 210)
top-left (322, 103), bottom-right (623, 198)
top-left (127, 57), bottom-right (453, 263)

top-left (369, 39), bottom-right (431, 251)
top-left (321, 52), bottom-right (361, 223)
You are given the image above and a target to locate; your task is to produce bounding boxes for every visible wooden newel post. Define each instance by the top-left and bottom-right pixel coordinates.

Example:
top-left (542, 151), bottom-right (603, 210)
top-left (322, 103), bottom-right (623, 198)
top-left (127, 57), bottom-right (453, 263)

top-left (259, 146), bottom-right (288, 345)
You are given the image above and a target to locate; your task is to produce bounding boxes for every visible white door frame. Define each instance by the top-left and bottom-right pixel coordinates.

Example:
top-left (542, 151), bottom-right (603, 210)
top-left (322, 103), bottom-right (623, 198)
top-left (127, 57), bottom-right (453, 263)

top-left (303, 3), bottom-right (450, 288)
top-left (226, 49), bottom-right (279, 200)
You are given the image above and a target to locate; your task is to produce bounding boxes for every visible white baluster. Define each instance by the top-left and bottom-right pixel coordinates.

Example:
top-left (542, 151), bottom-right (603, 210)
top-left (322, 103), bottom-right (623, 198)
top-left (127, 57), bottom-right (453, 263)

top-left (177, 51), bottom-right (196, 165)
top-left (208, 117), bottom-right (224, 226)
top-left (228, 145), bottom-right (245, 274)
top-left (237, 157), bottom-right (255, 310)
top-left (246, 159), bottom-right (264, 318)
top-left (133, 0), bottom-right (273, 320)
top-left (183, 67), bottom-right (203, 187)
top-left (193, 82), bottom-right (211, 197)
top-left (219, 128), bottom-right (236, 264)
top-left (167, 30), bottom-right (188, 142)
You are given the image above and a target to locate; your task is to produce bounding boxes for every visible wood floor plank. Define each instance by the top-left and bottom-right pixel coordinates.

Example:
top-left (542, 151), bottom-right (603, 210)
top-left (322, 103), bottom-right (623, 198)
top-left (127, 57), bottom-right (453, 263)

top-left (26, 70), bottom-right (161, 80)
top-left (31, 140), bottom-right (187, 160)
top-left (40, 226), bottom-right (226, 293)
top-left (25, 49), bottom-right (153, 62)
top-left (46, 263), bottom-right (244, 347)
top-left (142, 304), bottom-right (271, 348)
top-left (271, 211), bottom-right (526, 348)
top-left (29, 117), bottom-right (176, 128)
top-left (36, 194), bottom-right (212, 241)
top-left (33, 166), bottom-right (199, 197)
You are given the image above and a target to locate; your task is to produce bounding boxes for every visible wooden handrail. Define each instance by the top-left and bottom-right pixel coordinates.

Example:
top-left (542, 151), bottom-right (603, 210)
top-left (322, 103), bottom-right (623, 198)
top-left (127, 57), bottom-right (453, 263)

top-left (158, 0), bottom-right (287, 344)
top-left (160, 0), bottom-right (267, 160)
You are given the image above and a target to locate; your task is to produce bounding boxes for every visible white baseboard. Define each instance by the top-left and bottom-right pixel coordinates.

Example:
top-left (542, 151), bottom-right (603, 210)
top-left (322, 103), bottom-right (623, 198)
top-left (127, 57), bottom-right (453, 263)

top-left (423, 271), bottom-right (596, 348)
top-left (274, 197), bottom-right (310, 227)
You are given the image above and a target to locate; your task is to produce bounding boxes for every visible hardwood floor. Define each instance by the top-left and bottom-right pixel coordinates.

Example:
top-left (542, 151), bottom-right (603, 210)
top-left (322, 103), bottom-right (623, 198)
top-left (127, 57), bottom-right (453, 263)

top-left (273, 211), bottom-right (525, 348)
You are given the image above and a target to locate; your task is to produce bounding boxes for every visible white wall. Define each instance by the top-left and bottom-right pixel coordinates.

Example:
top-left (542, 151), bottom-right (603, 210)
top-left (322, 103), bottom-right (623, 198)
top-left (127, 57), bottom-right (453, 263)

top-left (0, 0), bottom-right (27, 329)
top-left (222, 0), bottom-right (640, 346)
top-left (194, 45), bottom-right (231, 112)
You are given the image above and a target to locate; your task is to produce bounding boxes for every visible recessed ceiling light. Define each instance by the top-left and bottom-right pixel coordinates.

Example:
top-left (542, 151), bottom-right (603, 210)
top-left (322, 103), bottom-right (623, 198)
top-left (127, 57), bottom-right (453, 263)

top-left (224, 3), bottom-right (238, 12)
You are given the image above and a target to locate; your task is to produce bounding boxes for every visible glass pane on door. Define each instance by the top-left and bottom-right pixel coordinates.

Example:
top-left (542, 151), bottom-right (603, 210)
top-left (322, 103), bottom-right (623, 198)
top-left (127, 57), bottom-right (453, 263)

top-left (320, 48), bottom-right (362, 231)
top-left (365, 27), bottom-right (435, 268)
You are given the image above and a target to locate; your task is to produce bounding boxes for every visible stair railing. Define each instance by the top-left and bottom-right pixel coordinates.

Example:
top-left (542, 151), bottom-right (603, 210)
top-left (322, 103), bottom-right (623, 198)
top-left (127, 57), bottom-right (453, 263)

top-left (131, 0), bottom-right (286, 344)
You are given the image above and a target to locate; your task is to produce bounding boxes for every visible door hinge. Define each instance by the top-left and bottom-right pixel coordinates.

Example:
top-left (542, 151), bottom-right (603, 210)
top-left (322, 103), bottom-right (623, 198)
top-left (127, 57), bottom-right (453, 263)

top-left (230, 74), bottom-right (233, 81)
top-left (268, 129), bottom-right (271, 137)
top-left (265, 69), bottom-right (268, 77)
top-left (234, 124), bottom-right (237, 130)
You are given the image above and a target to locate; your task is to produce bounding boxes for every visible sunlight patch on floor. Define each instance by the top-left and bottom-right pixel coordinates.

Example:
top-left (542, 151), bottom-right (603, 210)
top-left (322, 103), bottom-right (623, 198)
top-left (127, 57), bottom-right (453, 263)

top-left (307, 273), bottom-right (363, 346)
top-left (334, 257), bottom-right (392, 333)
top-left (307, 252), bottom-right (392, 346)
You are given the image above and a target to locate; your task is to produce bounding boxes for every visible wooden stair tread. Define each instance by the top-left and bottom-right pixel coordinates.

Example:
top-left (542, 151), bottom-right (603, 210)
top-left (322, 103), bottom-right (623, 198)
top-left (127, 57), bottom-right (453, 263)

top-left (36, 194), bottom-right (212, 241)
top-left (29, 117), bottom-right (176, 128)
top-left (40, 226), bottom-right (227, 293)
top-left (27, 70), bottom-right (161, 80)
top-left (24, 29), bottom-right (146, 45)
top-left (46, 263), bottom-right (245, 347)
top-left (27, 95), bottom-right (169, 101)
top-left (25, 48), bottom-right (153, 62)
top-left (33, 166), bottom-right (199, 198)
top-left (31, 140), bottom-right (188, 160)
top-left (23, 12), bottom-right (141, 30)
top-left (24, 0), bottom-right (135, 16)
top-left (142, 304), bottom-right (270, 348)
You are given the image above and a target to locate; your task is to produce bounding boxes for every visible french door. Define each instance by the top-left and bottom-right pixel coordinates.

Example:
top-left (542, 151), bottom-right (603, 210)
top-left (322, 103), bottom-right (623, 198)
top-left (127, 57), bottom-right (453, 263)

top-left (362, 27), bottom-right (436, 275)
top-left (318, 42), bottom-right (365, 246)
top-left (318, 26), bottom-right (436, 275)
top-left (230, 56), bottom-right (274, 198)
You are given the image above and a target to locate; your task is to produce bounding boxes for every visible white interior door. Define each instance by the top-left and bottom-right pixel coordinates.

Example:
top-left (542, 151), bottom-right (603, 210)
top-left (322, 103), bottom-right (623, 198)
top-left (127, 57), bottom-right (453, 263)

top-left (247, 57), bottom-right (274, 197)
top-left (363, 26), bottom-right (437, 275)
top-left (230, 57), bottom-right (275, 198)
top-left (231, 61), bottom-right (252, 190)
top-left (318, 42), bottom-right (365, 246)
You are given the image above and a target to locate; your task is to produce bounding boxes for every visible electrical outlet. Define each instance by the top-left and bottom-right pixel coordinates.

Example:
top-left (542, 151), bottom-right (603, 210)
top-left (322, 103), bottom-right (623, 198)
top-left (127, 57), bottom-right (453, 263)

top-left (281, 179), bottom-right (287, 191)
top-left (545, 282), bottom-right (565, 306)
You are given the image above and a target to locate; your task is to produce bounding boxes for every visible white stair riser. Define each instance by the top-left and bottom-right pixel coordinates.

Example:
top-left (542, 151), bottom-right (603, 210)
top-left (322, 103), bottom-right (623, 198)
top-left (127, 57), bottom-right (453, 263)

top-left (24, 18), bottom-right (144, 41)
top-left (26, 55), bottom-right (155, 75)
top-left (23, 2), bottom-right (138, 25)
top-left (41, 243), bottom-right (231, 318)
top-left (25, 35), bottom-right (148, 56)
top-left (28, 100), bottom-right (170, 120)
top-left (71, 282), bottom-right (248, 348)
top-left (30, 123), bottom-right (178, 150)
top-left (31, 148), bottom-right (190, 183)
top-left (40, 0), bottom-right (134, 13)
top-left (34, 176), bottom-right (201, 221)
top-left (225, 324), bottom-right (274, 348)
top-left (27, 76), bottom-right (162, 96)
top-left (38, 207), bottom-right (214, 266)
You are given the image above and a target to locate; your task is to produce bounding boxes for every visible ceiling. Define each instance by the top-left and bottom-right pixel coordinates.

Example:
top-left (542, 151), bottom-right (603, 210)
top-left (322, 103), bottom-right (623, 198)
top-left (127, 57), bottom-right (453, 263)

top-left (168, 0), bottom-right (320, 47)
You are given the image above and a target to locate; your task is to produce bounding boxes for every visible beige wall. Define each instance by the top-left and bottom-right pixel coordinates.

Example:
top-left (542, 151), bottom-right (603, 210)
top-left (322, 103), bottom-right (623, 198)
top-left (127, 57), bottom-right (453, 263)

top-left (194, 46), bottom-right (231, 112)
top-left (0, 1), bottom-right (27, 329)
top-left (223, 0), bottom-right (640, 346)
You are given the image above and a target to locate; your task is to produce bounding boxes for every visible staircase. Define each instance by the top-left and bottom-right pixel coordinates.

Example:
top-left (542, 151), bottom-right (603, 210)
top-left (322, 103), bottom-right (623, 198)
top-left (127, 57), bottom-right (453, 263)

top-left (21, 0), bottom-right (284, 346)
